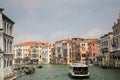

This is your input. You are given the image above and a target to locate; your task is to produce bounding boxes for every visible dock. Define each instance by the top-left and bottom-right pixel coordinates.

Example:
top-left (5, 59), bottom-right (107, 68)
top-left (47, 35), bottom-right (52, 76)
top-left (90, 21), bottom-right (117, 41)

top-left (4, 70), bottom-right (22, 80)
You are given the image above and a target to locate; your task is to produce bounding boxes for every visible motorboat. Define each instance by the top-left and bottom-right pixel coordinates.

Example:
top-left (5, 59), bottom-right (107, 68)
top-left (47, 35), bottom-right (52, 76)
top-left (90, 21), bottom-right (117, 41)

top-left (68, 63), bottom-right (90, 78)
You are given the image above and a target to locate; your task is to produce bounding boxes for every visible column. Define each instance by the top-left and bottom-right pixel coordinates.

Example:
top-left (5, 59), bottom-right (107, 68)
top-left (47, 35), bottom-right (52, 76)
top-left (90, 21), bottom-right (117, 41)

top-left (0, 55), bottom-right (4, 80)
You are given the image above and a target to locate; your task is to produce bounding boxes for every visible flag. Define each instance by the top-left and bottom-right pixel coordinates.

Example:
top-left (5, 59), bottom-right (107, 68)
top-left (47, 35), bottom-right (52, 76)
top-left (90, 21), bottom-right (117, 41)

top-left (112, 38), bottom-right (118, 48)
top-left (112, 38), bottom-right (116, 48)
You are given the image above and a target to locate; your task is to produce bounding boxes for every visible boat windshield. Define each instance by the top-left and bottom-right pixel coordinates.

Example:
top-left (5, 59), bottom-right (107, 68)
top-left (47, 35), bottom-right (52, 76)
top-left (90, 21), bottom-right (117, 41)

top-left (73, 67), bottom-right (88, 72)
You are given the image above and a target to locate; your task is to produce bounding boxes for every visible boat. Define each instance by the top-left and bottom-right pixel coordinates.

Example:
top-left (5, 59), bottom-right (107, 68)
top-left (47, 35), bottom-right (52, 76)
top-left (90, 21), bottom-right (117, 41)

top-left (37, 65), bottom-right (43, 68)
top-left (23, 67), bottom-right (35, 75)
top-left (68, 63), bottom-right (90, 78)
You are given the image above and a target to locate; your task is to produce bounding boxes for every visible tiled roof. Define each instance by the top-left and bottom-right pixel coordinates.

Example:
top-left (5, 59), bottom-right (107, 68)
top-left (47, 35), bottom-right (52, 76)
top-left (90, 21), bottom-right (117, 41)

top-left (15, 42), bottom-right (52, 47)
top-left (55, 38), bottom-right (99, 43)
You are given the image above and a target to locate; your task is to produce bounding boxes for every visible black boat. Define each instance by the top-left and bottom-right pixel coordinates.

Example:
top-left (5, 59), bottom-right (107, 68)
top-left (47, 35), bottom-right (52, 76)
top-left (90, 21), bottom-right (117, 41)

top-left (37, 65), bottom-right (43, 68)
top-left (24, 67), bottom-right (35, 75)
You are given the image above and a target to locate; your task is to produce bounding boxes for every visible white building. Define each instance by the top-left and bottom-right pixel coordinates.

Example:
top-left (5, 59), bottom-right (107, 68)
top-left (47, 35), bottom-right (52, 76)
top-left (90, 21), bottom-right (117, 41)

top-left (100, 32), bottom-right (113, 66)
top-left (14, 43), bottom-right (31, 64)
top-left (55, 40), bottom-right (64, 64)
top-left (41, 45), bottom-right (51, 64)
top-left (14, 42), bottom-right (52, 64)
top-left (55, 39), bottom-right (71, 64)
top-left (111, 14), bottom-right (120, 68)
top-left (0, 8), bottom-right (14, 80)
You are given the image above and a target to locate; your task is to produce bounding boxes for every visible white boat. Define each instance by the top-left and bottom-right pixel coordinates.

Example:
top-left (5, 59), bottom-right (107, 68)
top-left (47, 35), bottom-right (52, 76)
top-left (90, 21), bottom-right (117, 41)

top-left (68, 63), bottom-right (90, 77)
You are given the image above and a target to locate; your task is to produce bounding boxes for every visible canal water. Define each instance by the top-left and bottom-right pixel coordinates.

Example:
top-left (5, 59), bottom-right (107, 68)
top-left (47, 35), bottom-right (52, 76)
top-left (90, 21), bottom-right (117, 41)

top-left (16, 65), bottom-right (120, 80)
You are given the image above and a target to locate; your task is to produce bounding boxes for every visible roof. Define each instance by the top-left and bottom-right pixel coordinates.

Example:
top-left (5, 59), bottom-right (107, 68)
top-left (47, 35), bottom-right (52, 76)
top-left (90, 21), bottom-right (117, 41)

top-left (70, 63), bottom-right (88, 67)
top-left (0, 8), bottom-right (15, 24)
top-left (2, 14), bottom-right (15, 24)
top-left (55, 38), bottom-right (99, 43)
top-left (15, 42), bottom-right (51, 47)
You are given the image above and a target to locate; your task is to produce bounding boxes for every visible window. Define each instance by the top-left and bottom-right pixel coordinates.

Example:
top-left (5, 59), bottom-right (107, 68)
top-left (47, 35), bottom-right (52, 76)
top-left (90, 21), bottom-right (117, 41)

top-left (82, 54), bottom-right (86, 57)
top-left (4, 59), bottom-right (6, 68)
top-left (82, 47), bottom-right (86, 51)
top-left (0, 59), bottom-right (1, 68)
top-left (4, 39), bottom-right (6, 53)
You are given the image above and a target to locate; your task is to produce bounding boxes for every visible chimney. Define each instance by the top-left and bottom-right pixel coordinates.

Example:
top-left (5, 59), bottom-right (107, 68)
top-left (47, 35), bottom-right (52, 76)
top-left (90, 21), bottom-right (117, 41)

top-left (0, 8), bottom-right (4, 13)
top-left (117, 13), bottom-right (120, 23)
top-left (114, 22), bottom-right (116, 26)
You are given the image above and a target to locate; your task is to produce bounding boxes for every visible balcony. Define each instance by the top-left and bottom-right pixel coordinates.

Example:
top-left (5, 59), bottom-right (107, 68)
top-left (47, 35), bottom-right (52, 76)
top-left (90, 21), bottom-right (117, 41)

top-left (114, 33), bottom-right (120, 37)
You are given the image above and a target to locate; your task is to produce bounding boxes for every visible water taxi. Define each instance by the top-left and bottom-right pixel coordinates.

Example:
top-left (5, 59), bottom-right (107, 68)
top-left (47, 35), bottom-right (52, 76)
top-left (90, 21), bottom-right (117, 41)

top-left (69, 63), bottom-right (90, 78)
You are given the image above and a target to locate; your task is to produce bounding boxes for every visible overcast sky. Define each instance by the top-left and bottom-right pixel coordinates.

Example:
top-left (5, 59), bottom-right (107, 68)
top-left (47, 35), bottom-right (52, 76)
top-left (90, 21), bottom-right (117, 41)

top-left (0, 0), bottom-right (120, 44)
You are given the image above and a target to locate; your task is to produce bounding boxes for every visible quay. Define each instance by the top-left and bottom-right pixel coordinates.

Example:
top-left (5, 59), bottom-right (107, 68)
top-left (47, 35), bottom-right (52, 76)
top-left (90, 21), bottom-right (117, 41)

top-left (4, 70), bottom-right (22, 80)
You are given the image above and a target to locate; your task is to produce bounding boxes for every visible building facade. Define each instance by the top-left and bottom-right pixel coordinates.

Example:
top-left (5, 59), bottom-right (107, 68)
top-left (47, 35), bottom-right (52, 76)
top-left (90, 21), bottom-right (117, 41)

top-left (55, 40), bottom-right (68, 64)
top-left (41, 43), bottom-right (51, 64)
top-left (49, 43), bottom-right (55, 64)
top-left (14, 42), bottom-right (52, 64)
top-left (55, 38), bottom-right (99, 64)
top-left (111, 14), bottom-right (120, 68)
top-left (99, 32), bottom-right (113, 67)
top-left (0, 8), bottom-right (14, 80)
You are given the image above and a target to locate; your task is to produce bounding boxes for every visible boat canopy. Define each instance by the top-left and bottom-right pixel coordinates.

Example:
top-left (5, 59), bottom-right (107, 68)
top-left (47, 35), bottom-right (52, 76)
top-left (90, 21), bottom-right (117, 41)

top-left (70, 63), bottom-right (88, 67)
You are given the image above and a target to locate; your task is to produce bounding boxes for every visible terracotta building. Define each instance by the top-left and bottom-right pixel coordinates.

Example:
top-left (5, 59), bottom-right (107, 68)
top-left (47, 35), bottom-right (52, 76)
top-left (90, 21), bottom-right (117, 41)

top-left (55, 38), bottom-right (99, 64)
top-left (88, 39), bottom-right (99, 62)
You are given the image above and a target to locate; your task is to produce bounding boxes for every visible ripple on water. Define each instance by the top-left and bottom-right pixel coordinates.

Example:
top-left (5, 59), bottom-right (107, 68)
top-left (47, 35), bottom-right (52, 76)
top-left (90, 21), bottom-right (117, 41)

top-left (16, 65), bottom-right (120, 80)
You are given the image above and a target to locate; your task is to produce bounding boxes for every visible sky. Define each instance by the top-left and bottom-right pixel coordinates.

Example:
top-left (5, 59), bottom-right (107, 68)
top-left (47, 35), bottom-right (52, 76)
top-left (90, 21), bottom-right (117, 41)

top-left (0, 0), bottom-right (120, 44)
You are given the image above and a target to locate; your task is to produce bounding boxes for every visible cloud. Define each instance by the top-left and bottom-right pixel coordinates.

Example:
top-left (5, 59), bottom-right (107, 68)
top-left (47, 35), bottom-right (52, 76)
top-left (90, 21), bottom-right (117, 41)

top-left (6, 0), bottom-right (44, 10)
top-left (51, 0), bottom-right (69, 5)
top-left (50, 31), bottom-right (71, 41)
top-left (1, 0), bottom-right (120, 44)
top-left (53, 10), bottom-right (67, 20)
top-left (15, 30), bottom-right (72, 43)
top-left (85, 27), bottom-right (109, 38)
top-left (14, 34), bottom-right (46, 44)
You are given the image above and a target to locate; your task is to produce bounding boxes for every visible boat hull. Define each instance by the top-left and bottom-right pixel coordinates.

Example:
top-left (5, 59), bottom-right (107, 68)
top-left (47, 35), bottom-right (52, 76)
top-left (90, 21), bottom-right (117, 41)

top-left (37, 65), bottom-right (43, 68)
top-left (69, 72), bottom-right (90, 78)
top-left (68, 63), bottom-right (90, 78)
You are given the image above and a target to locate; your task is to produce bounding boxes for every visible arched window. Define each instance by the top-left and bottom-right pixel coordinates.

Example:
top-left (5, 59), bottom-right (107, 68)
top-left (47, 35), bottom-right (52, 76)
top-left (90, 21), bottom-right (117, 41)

top-left (10, 60), bottom-right (12, 66)
top-left (4, 58), bottom-right (6, 68)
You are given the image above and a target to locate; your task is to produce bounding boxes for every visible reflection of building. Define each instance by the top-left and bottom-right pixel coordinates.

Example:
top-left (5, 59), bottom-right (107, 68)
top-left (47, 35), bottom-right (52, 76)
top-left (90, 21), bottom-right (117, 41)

top-left (14, 42), bottom-right (52, 64)
top-left (0, 8), bottom-right (14, 80)
top-left (111, 14), bottom-right (120, 68)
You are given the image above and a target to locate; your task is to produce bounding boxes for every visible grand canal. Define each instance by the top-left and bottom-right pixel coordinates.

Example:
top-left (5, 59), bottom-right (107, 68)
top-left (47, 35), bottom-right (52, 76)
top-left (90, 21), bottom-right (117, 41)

top-left (16, 65), bottom-right (120, 80)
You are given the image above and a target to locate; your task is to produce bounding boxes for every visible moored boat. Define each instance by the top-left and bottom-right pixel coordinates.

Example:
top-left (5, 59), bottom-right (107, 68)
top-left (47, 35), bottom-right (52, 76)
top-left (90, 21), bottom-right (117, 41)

top-left (69, 63), bottom-right (90, 78)
top-left (23, 67), bottom-right (35, 75)
top-left (37, 65), bottom-right (43, 68)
